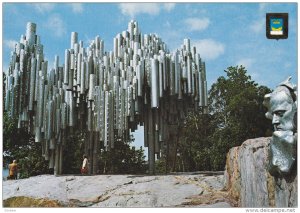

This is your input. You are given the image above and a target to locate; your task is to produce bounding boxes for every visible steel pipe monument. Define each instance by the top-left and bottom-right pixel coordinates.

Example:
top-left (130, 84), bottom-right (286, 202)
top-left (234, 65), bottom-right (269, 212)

top-left (4, 21), bottom-right (208, 175)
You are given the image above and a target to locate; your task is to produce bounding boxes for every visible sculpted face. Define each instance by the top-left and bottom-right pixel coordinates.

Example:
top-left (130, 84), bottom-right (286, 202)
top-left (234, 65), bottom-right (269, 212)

top-left (270, 90), bottom-right (295, 132)
top-left (264, 82), bottom-right (297, 177)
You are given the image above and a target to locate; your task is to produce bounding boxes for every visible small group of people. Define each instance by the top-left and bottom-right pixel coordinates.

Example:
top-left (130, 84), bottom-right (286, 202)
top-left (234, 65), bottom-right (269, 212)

top-left (7, 156), bottom-right (89, 178)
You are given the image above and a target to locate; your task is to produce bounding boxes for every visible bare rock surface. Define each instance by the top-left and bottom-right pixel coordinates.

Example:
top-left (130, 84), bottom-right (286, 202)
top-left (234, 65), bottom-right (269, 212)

top-left (224, 137), bottom-right (297, 207)
top-left (3, 173), bottom-right (232, 207)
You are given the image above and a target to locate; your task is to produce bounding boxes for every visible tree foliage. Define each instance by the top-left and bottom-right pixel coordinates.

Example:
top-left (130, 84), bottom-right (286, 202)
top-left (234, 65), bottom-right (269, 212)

top-left (3, 112), bottom-right (147, 177)
top-left (99, 135), bottom-right (147, 174)
top-left (62, 130), bottom-right (86, 174)
top-left (209, 66), bottom-right (272, 139)
top-left (172, 66), bottom-right (272, 171)
top-left (3, 112), bottom-right (49, 178)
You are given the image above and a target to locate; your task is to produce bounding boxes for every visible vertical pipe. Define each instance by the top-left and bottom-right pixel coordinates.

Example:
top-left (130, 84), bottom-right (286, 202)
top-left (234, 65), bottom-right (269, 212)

top-left (26, 22), bottom-right (36, 46)
top-left (69, 91), bottom-right (74, 127)
top-left (77, 53), bottom-right (82, 86)
top-left (174, 51), bottom-right (179, 95)
top-left (184, 38), bottom-right (191, 52)
top-left (54, 145), bottom-right (59, 175)
top-left (114, 37), bottom-right (118, 58)
top-left (64, 50), bottom-right (70, 85)
top-left (158, 56), bottom-right (163, 98)
top-left (88, 74), bottom-right (95, 101)
top-left (70, 32), bottom-right (78, 49)
top-left (54, 55), bottom-right (59, 85)
top-left (104, 91), bottom-right (109, 147)
top-left (148, 108), bottom-right (155, 174)
top-left (187, 54), bottom-right (192, 94)
top-left (151, 58), bottom-right (158, 108)
top-left (29, 57), bottom-right (36, 111)
top-left (170, 59), bottom-right (175, 96)
top-left (80, 61), bottom-right (86, 95)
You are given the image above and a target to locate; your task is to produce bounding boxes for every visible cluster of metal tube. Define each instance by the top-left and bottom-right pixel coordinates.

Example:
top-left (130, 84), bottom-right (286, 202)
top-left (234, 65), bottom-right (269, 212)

top-left (4, 21), bottom-right (208, 174)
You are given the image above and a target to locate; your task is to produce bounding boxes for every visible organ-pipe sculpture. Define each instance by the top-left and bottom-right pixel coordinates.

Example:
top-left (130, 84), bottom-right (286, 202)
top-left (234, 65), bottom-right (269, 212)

top-left (4, 21), bottom-right (208, 174)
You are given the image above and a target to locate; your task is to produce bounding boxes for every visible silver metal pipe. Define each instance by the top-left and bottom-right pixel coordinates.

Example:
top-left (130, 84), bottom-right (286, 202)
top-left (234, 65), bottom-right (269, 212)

top-left (55, 108), bottom-right (61, 139)
top-left (158, 54), bottom-right (163, 98)
top-left (36, 74), bottom-right (45, 127)
top-left (26, 22), bottom-right (36, 46)
top-left (77, 53), bottom-right (82, 85)
top-left (203, 80), bottom-right (208, 107)
top-left (19, 49), bottom-right (25, 72)
top-left (151, 58), bottom-right (158, 108)
top-left (42, 84), bottom-right (49, 133)
top-left (29, 57), bottom-right (36, 111)
top-left (184, 38), bottom-right (191, 52)
top-left (67, 65), bottom-right (73, 90)
top-left (68, 90), bottom-right (75, 127)
top-left (114, 37), bottom-right (118, 59)
top-left (70, 53), bottom-right (75, 70)
top-left (64, 49), bottom-right (70, 85)
top-left (71, 32), bottom-right (78, 49)
top-left (88, 74), bottom-right (95, 101)
top-left (61, 103), bottom-right (67, 129)
top-left (5, 21), bottom-right (210, 175)
top-left (35, 127), bottom-right (42, 142)
top-left (46, 100), bottom-right (53, 140)
top-left (170, 59), bottom-right (175, 96)
top-left (54, 55), bottom-right (59, 84)
top-left (80, 61), bottom-right (87, 94)
top-left (187, 54), bottom-right (192, 94)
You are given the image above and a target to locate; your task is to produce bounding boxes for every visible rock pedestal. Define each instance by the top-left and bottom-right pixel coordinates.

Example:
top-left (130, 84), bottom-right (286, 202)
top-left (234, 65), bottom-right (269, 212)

top-left (224, 137), bottom-right (297, 207)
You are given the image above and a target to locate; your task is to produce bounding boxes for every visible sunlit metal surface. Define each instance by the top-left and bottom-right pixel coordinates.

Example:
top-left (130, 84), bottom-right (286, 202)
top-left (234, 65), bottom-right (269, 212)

top-left (4, 21), bottom-right (208, 174)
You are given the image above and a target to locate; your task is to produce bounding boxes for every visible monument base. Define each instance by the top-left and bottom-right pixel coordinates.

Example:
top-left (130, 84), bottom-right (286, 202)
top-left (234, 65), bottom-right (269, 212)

top-left (224, 137), bottom-right (297, 207)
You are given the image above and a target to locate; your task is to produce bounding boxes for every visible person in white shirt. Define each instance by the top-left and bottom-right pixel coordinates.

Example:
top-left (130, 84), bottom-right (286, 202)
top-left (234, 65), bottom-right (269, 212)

top-left (81, 155), bottom-right (88, 175)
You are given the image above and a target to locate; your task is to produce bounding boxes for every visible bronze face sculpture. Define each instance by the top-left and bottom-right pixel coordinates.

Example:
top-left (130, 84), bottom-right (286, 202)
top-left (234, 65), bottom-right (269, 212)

top-left (264, 77), bottom-right (297, 177)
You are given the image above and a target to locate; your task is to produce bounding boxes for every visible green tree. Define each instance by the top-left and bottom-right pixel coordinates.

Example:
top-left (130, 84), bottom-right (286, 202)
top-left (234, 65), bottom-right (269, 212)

top-left (209, 66), bottom-right (272, 138)
top-left (175, 66), bottom-right (272, 171)
top-left (176, 112), bottom-right (217, 171)
top-left (62, 130), bottom-right (86, 174)
top-left (208, 66), bottom-right (272, 170)
top-left (3, 112), bottom-right (49, 178)
top-left (99, 135), bottom-right (147, 174)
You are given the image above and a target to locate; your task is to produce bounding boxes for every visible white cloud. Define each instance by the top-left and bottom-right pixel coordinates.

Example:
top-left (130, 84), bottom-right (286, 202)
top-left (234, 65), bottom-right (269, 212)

top-left (33, 3), bottom-right (55, 13)
top-left (185, 4), bottom-right (207, 16)
top-left (236, 58), bottom-right (255, 69)
top-left (193, 39), bottom-right (225, 61)
top-left (259, 3), bottom-right (267, 12)
top-left (119, 3), bottom-right (175, 17)
top-left (45, 14), bottom-right (66, 37)
top-left (119, 3), bottom-right (159, 17)
top-left (70, 3), bottom-right (83, 14)
top-left (4, 40), bottom-right (17, 50)
top-left (184, 18), bottom-right (210, 32)
top-left (249, 18), bottom-right (265, 33)
top-left (163, 3), bottom-right (175, 12)
top-left (284, 62), bottom-right (292, 69)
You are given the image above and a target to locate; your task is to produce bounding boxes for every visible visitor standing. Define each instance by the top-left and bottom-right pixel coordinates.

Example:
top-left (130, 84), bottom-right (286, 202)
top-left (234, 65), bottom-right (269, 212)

top-left (9, 160), bottom-right (18, 180)
top-left (81, 155), bottom-right (88, 175)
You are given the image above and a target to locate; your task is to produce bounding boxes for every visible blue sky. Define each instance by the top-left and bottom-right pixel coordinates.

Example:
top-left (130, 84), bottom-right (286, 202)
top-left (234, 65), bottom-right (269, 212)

top-left (3, 3), bottom-right (298, 157)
